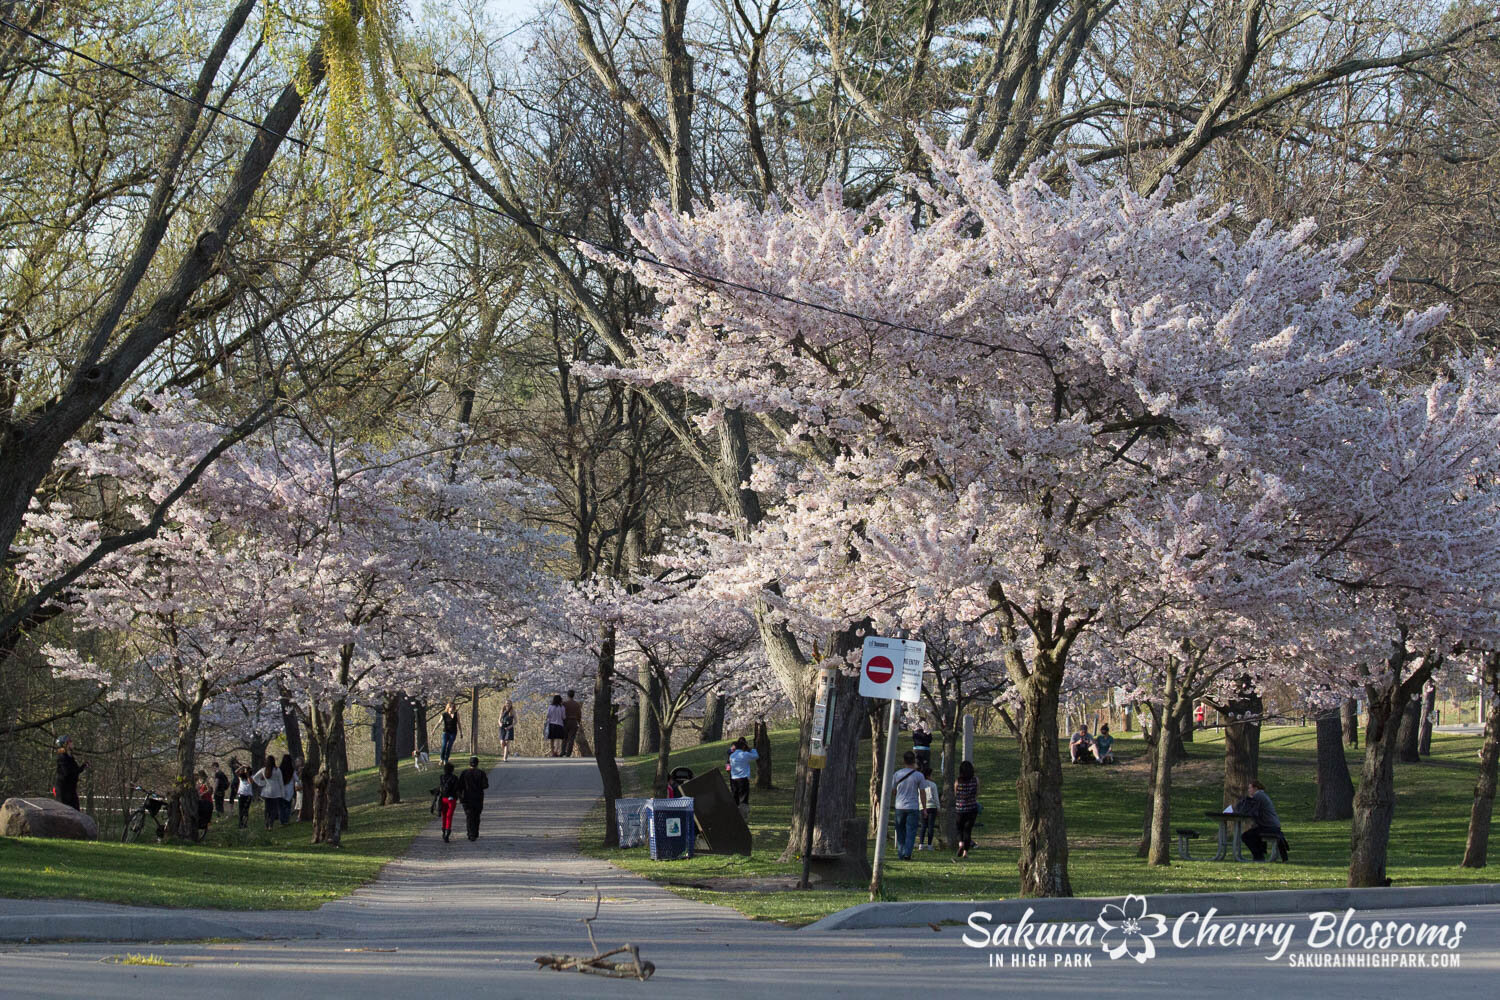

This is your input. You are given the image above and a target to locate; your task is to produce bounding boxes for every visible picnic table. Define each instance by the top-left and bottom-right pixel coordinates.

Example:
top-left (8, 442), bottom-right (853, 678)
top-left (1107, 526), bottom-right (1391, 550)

top-left (1175, 811), bottom-right (1259, 862)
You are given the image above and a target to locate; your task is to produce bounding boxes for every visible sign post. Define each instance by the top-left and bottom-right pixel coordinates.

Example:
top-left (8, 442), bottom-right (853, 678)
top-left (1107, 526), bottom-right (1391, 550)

top-left (861, 636), bottom-right (925, 901)
top-left (799, 667), bottom-right (838, 890)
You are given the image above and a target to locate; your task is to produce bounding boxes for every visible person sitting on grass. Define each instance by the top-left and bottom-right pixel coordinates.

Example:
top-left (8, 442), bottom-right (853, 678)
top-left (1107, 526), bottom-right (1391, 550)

top-left (1092, 724), bottom-right (1115, 763)
top-left (1069, 725), bottom-right (1095, 763)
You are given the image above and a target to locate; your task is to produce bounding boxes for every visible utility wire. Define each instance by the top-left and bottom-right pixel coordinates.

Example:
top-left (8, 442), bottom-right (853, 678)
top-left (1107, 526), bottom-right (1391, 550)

top-left (1, 16), bottom-right (1028, 358)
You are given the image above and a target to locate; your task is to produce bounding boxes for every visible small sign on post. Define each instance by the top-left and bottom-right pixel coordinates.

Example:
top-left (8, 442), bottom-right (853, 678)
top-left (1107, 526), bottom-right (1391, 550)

top-left (863, 635), bottom-right (926, 902)
top-left (800, 666), bottom-right (838, 890)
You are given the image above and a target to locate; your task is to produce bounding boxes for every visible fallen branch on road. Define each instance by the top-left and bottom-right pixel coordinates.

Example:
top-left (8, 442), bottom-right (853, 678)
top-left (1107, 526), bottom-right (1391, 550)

top-left (534, 887), bottom-right (655, 981)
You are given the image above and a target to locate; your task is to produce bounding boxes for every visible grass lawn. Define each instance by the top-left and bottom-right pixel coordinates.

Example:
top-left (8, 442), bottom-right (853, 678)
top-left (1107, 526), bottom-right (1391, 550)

top-left (0, 760), bottom-right (471, 910)
top-left (587, 727), bottom-right (1499, 925)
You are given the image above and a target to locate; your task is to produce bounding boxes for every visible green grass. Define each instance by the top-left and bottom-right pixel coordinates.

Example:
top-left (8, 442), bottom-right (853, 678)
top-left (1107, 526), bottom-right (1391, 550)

top-left (587, 727), bottom-right (1499, 925)
top-left (107, 953), bottom-right (185, 966)
top-left (0, 761), bottom-right (470, 910)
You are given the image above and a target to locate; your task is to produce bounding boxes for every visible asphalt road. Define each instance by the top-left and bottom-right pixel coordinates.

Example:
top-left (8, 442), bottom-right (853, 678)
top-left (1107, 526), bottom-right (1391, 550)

top-left (0, 757), bottom-right (1495, 999)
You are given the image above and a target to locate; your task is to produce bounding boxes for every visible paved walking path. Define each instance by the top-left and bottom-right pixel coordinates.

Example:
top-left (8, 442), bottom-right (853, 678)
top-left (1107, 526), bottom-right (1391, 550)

top-left (0, 758), bottom-right (1497, 998)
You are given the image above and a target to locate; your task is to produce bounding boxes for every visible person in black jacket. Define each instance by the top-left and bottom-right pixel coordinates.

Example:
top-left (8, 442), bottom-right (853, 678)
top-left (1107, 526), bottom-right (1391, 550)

top-left (212, 763), bottom-right (230, 814)
top-left (437, 762), bottom-right (460, 843)
top-left (53, 736), bottom-right (87, 811)
top-left (456, 756), bottom-right (490, 842)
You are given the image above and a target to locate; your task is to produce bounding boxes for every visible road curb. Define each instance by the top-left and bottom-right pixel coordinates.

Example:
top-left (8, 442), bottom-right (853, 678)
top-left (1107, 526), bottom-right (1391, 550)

top-left (802, 882), bottom-right (1500, 932)
top-left (0, 914), bottom-right (329, 944)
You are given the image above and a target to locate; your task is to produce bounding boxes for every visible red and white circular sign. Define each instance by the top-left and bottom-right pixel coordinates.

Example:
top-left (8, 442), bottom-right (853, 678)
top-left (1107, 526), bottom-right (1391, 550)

top-left (864, 655), bottom-right (894, 685)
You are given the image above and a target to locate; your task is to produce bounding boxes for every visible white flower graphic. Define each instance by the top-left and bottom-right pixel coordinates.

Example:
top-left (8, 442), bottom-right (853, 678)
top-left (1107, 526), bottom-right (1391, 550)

top-left (1096, 895), bottom-right (1168, 964)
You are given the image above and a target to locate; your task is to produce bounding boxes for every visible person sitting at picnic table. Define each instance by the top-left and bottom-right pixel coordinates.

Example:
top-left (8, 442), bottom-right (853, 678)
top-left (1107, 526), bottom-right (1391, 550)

top-left (1234, 778), bottom-right (1285, 861)
top-left (1069, 725), bottom-right (1095, 763)
top-left (1092, 724), bottom-right (1115, 763)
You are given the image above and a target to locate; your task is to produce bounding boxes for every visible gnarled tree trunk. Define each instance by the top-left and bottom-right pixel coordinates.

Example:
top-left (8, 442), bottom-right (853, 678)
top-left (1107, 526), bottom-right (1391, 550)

top-left (1417, 684), bottom-right (1436, 757)
top-left (1341, 698), bottom-right (1359, 747)
top-left (1014, 655), bottom-right (1070, 896)
top-left (312, 698), bottom-right (348, 846)
top-left (1222, 686), bottom-right (1262, 806)
top-left (782, 670), bottom-right (862, 860)
top-left (167, 695), bottom-right (206, 841)
top-left (378, 691), bottom-right (400, 805)
top-left (700, 691), bottom-right (725, 743)
top-left (1397, 697), bottom-right (1422, 763)
top-left (1350, 646), bottom-right (1436, 886)
top-left (1147, 663), bottom-right (1181, 866)
top-left (754, 719), bottom-right (773, 789)
top-left (594, 628), bottom-right (622, 847)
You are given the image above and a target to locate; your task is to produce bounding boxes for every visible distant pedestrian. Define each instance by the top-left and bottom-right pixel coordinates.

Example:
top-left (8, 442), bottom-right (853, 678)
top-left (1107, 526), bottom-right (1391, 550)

top-left (457, 756), bottom-right (489, 841)
top-left (561, 690), bottom-right (583, 757)
top-left (498, 699), bottom-right (516, 762)
top-left (439, 701), bottom-right (462, 765)
top-left (278, 754), bottom-right (298, 824)
top-left (437, 762), bottom-right (459, 842)
top-left (235, 766), bottom-right (254, 828)
top-left (727, 737), bottom-right (759, 816)
top-left (52, 736), bottom-right (87, 811)
top-left (911, 722), bottom-right (933, 769)
top-left (194, 770), bottom-right (214, 838)
top-left (251, 754), bottom-right (284, 830)
top-left (954, 760), bottom-right (980, 859)
top-left (1194, 703), bottom-right (1207, 730)
top-left (545, 695), bottom-right (566, 757)
top-left (226, 756), bottom-right (241, 811)
top-left (213, 762), bottom-right (230, 814)
top-left (891, 750), bottom-right (924, 861)
top-left (918, 766), bottom-right (940, 851)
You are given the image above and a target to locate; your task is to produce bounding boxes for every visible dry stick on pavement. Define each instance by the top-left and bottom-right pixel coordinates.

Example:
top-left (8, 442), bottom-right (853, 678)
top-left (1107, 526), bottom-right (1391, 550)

top-left (534, 887), bottom-right (656, 981)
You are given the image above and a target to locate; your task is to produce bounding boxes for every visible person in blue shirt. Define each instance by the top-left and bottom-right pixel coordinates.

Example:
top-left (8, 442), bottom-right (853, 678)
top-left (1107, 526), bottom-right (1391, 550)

top-left (727, 737), bottom-right (760, 816)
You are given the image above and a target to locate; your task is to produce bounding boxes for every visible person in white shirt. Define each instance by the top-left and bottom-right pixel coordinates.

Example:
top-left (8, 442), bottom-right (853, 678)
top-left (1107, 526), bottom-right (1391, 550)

top-left (234, 766), bottom-right (254, 828)
top-left (250, 755), bottom-right (284, 830)
top-left (545, 695), bottom-right (567, 757)
top-left (917, 767), bottom-right (941, 850)
top-left (891, 751), bottom-right (925, 861)
top-left (726, 737), bottom-right (760, 816)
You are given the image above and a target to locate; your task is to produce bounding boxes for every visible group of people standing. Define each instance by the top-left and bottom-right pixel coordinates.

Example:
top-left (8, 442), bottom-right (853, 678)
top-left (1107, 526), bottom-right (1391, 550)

top-left (221, 755), bottom-right (302, 830)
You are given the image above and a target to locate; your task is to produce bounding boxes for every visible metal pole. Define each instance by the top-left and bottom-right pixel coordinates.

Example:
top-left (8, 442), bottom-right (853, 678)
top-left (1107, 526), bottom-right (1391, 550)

top-left (798, 766), bottom-right (822, 890)
top-left (868, 697), bottom-right (901, 900)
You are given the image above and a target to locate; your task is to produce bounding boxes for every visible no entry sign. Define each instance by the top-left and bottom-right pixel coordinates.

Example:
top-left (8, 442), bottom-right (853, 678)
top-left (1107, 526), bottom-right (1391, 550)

top-left (858, 636), bottom-right (925, 702)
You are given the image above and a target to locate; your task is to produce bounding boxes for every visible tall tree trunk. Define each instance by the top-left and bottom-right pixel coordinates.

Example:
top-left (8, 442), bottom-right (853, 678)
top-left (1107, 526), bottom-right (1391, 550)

top-left (279, 688), bottom-right (304, 761)
top-left (1314, 710), bottom-right (1355, 821)
top-left (1222, 687), bottom-right (1262, 806)
top-left (641, 666), bottom-right (661, 754)
top-left (378, 691), bottom-right (400, 805)
top-left (594, 628), bottom-right (622, 847)
top-left (1147, 665), bottom-right (1181, 866)
top-left (469, 684), bottom-right (480, 757)
top-left (313, 699), bottom-right (348, 846)
top-left (941, 725), bottom-right (960, 850)
top-left (299, 706), bottom-right (320, 823)
top-left (1417, 684), bottom-right (1436, 757)
top-left (652, 722), bottom-right (673, 797)
top-left (414, 701), bottom-right (429, 755)
top-left (782, 670), bottom-right (862, 860)
top-left (621, 697), bottom-right (640, 758)
top-left (1397, 697), bottom-right (1422, 763)
top-left (1137, 707), bottom-right (1161, 857)
top-left (167, 699), bottom-right (204, 841)
top-left (1462, 652), bottom-right (1500, 868)
top-left (1015, 657), bottom-right (1071, 897)
top-left (754, 719), bottom-right (773, 789)
top-left (1179, 707), bottom-right (1195, 744)
top-left (867, 699), bottom-right (888, 839)
top-left (1341, 697), bottom-right (1359, 747)
top-left (700, 691), bottom-right (725, 743)
top-left (1350, 647), bottom-right (1434, 886)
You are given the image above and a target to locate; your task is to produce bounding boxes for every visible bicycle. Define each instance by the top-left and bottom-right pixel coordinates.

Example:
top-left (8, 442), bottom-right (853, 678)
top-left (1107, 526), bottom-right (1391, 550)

top-left (121, 786), bottom-right (169, 843)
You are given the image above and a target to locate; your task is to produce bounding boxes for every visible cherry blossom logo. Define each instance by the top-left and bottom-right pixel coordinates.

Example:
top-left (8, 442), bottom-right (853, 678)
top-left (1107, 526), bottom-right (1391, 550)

top-left (1096, 895), bottom-right (1168, 963)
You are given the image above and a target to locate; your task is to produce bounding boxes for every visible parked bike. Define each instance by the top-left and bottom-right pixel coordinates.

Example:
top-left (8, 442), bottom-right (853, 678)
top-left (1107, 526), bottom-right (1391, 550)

top-left (121, 786), bottom-right (168, 843)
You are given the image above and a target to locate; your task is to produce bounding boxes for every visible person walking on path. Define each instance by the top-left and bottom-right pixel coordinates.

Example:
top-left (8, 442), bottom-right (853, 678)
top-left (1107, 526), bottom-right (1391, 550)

top-left (498, 700), bottom-right (516, 761)
top-left (545, 695), bottom-right (566, 757)
top-left (911, 722), bottom-right (933, 769)
top-left (251, 755), bottom-right (284, 830)
top-left (278, 754), bottom-right (298, 824)
top-left (561, 690), bottom-right (583, 757)
top-left (52, 736), bottom-right (87, 811)
top-left (891, 751), bottom-right (925, 861)
top-left (918, 766), bottom-right (940, 850)
top-left (234, 765), bottom-right (254, 828)
top-left (953, 760), bottom-right (980, 859)
top-left (439, 701), bottom-right (462, 766)
top-left (727, 737), bottom-right (759, 816)
top-left (457, 756), bottom-right (490, 841)
top-left (212, 763), bottom-right (229, 815)
top-left (437, 762), bottom-right (460, 843)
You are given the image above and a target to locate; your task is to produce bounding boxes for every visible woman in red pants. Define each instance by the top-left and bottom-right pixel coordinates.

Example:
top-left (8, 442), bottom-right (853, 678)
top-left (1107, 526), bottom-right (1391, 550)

top-left (437, 762), bottom-right (460, 842)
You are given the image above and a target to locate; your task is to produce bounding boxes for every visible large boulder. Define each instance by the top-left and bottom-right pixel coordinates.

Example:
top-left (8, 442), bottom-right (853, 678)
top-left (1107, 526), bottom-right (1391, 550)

top-left (0, 797), bottom-right (98, 840)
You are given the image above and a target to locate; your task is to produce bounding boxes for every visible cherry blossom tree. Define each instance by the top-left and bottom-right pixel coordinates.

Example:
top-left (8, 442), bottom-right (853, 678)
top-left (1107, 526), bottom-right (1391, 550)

top-left (590, 138), bottom-right (1500, 895)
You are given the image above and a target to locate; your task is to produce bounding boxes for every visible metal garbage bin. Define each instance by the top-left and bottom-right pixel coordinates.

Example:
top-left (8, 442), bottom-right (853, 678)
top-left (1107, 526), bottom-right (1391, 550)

top-left (615, 797), bottom-right (649, 848)
top-left (643, 797), bottom-right (695, 860)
